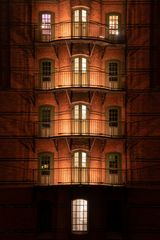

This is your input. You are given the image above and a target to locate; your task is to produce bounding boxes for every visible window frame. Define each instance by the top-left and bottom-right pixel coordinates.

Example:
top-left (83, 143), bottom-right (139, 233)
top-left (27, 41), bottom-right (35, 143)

top-left (39, 11), bottom-right (54, 41)
top-left (108, 107), bottom-right (120, 127)
top-left (39, 105), bottom-right (54, 128)
top-left (107, 152), bottom-right (121, 175)
top-left (39, 152), bottom-right (53, 176)
top-left (107, 60), bottom-right (120, 82)
top-left (40, 59), bottom-right (54, 82)
top-left (72, 8), bottom-right (89, 37)
top-left (72, 103), bottom-right (88, 120)
top-left (72, 199), bottom-right (88, 233)
top-left (106, 12), bottom-right (121, 36)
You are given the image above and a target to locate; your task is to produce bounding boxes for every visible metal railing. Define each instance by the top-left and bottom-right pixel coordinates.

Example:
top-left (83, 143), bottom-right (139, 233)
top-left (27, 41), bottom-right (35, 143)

top-left (34, 71), bottom-right (125, 90)
top-left (34, 21), bottom-right (125, 43)
top-left (0, 165), bottom-right (159, 186)
top-left (36, 119), bottom-right (125, 138)
top-left (34, 167), bottom-right (126, 185)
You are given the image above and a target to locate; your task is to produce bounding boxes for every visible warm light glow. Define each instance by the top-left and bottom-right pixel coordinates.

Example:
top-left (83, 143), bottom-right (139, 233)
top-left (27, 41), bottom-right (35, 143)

top-left (72, 199), bottom-right (88, 232)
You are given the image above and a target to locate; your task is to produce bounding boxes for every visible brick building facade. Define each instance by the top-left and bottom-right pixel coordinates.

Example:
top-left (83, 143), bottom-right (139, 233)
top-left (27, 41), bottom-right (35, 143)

top-left (0, 0), bottom-right (160, 239)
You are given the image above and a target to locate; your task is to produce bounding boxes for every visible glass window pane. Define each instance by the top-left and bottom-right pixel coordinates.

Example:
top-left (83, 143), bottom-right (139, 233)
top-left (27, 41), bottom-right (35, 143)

top-left (82, 10), bottom-right (87, 22)
top-left (109, 108), bottom-right (118, 126)
top-left (74, 10), bottom-right (79, 22)
top-left (40, 154), bottom-right (51, 175)
top-left (82, 152), bottom-right (87, 167)
top-left (42, 107), bottom-right (51, 127)
top-left (82, 105), bottom-right (87, 119)
top-left (74, 105), bottom-right (79, 119)
top-left (109, 62), bottom-right (118, 81)
top-left (109, 15), bottom-right (119, 35)
top-left (74, 152), bottom-right (79, 167)
top-left (74, 58), bottom-right (79, 72)
top-left (72, 199), bottom-right (88, 232)
top-left (82, 58), bottom-right (87, 72)
top-left (41, 13), bottom-right (51, 35)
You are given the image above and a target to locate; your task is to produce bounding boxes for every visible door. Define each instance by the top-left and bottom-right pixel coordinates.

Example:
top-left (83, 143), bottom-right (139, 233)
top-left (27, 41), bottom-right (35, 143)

top-left (39, 153), bottom-right (53, 185)
top-left (72, 56), bottom-right (88, 86)
top-left (72, 9), bottom-right (88, 37)
top-left (72, 104), bottom-right (88, 134)
top-left (72, 151), bottom-right (88, 183)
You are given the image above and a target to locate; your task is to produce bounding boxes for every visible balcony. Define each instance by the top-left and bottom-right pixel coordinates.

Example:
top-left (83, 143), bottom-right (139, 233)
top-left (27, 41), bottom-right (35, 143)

top-left (34, 21), bottom-right (125, 44)
top-left (1, 164), bottom-right (160, 186)
top-left (34, 167), bottom-right (126, 186)
top-left (36, 119), bottom-right (125, 138)
top-left (35, 70), bottom-right (125, 91)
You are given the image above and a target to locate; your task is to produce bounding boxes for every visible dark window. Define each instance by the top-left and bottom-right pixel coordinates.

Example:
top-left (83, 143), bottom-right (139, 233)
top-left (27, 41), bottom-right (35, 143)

top-left (41, 60), bottom-right (52, 82)
top-left (41, 106), bottom-right (52, 128)
top-left (109, 108), bottom-right (118, 127)
top-left (109, 62), bottom-right (118, 81)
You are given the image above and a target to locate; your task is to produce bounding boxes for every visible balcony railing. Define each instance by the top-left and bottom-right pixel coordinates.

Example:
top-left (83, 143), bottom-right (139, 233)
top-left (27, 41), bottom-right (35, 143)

top-left (35, 71), bottom-right (125, 90)
top-left (34, 168), bottom-right (126, 185)
top-left (36, 119), bottom-right (125, 138)
top-left (0, 165), bottom-right (159, 186)
top-left (34, 21), bottom-right (125, 43)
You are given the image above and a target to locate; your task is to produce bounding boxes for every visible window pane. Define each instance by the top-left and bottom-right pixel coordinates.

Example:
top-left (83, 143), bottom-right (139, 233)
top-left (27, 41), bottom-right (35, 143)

top-left (42, 61), bottom-right (51, 81)
top-left (41, 13), bottom-right (51, 35)
top-left (40, 155), bottom-right (51, 175)
top-left (74, 10), bottom-right (79, 22)
top-left (73, 152), bottom-right (79, 167)
top-left (108, 153), bottom-right (119, 174)
top-left (82, 105), bottom-right (87, 119)
top-left (42, 107), bottom-right (51, 127)
top-left (109, 62), bottom-right (118, 81)
top-left (72, 199), bottom-right (88, 232)
top-left (74, 105), bottom-right (79, 119)
top-left (109, 15), bottom-right (119, 35)
top-left (82, 10), bottom-right (87, 22)
top-left (74, 58), bottom-right (79, 72)
top-left (82, 152), bottom-right (87, 167)
top-left (109, 109), bottom-right (118, 126)
top-left (82, 58), bottom-right (87, 72)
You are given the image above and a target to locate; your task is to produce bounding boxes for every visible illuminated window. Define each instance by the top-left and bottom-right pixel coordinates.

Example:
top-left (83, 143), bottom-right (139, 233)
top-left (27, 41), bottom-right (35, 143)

top-left (109, 108), bottom-right (119, 127)
top-left (107, 13), bottom-right (120, 36)
top-left (72, 56), bottom-right (88, 86)
top-left (73, 104), bottom-right (87, 120)
top-left (73, 56), bottom-right (87, 73)
top-left (108, 61), bottom-right (119, 82)
top-left (107, 153), bottom-right (121, 174)
top-left (72, 9), bottom-right (88, 36)
top-left (40, 12), bottom-right (54, 41)
top-left (72, 151), bottom-right (88, 183)
top-left (72, 199), bottom-right (88, 232)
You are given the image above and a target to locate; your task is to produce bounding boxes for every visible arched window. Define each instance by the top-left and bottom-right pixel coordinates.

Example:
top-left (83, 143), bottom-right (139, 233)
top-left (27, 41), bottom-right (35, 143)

top-left (39, 12), bottom-right (54, 41)
top-left (72, 199), bottom-right (88, 232)
top-left (72, 8), bottom-right (88, 37)
top-left (72, 151), bottom-right (88, 183)
top-left (72, 104), bottom-right (89, 134)
top-left (72, 56), bottom-right (89, 86)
